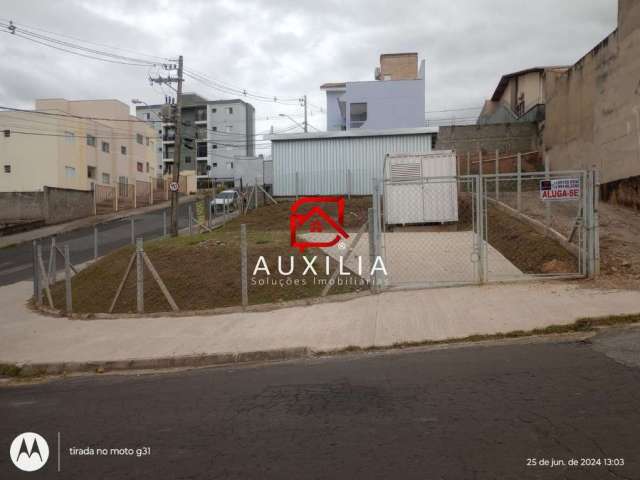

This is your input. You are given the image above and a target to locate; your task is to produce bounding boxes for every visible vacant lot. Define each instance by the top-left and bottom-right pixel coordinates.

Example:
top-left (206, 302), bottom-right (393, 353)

top-left (50, 197), bottom-right (372, 314)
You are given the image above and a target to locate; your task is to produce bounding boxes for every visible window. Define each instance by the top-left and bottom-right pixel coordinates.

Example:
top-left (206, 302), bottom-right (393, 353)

top-left (146, 136), bottom-right (150, 146)
top-left (3, 130), bottom-right (9, 137)
top-left (225, 107), bottom-right (233, 115)
top-left (212, 162), bottom-right (217, 167)
top-left (102, 173), bottom-right (110, 184)
top-left (101, 141), bottom-right (110, 153)
top-left (212, 144), bottom-right (217, 149)
top-left (119, 176), bottom-right (128, 189)
top-left (3, 165), bottom-right (10, 173)
top-left (197, 143), bottom-right (207, 158)
top-left (65, 166), bottom-right (76, 178)
top-left (145, 162), bottom-right (149, 173)
top-left (64, 131), bottom-right (75, 143)
top-left (350, 103), bottom-right (367, 128)
top-left (211, 107), bottom-right (217, 114)
top-left (121, 145), bottom-right (127, 155)
top-left (87, 166), bottom-right (96, 179)
top-left (226, 161), bottom-right (233, 169)
top-left (211, 126), bottom-right (217, 132)
top-left (136, 133), bottom-right (144, 144)
top-left (137, 162), bottom-right (143, 172)
top-left (185, 156), bottom-right (192, 164)
top-left (86, 134), bottom-right (96, 147)
top-left (146, 113), bottom-right (151, 120)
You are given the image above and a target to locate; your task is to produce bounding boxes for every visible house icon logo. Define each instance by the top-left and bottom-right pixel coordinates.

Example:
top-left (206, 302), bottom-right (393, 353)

top-left (290, 196), bottom-right (350, 252)
top-left (10, 432), bottom-right (49, 472)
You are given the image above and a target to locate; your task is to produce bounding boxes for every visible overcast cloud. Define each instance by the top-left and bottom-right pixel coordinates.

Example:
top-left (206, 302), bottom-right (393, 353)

top-left (0, 0), bottom-right (618, 138)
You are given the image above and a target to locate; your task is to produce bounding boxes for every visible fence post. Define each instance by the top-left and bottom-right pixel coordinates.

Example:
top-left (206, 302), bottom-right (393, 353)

top-left (466, 151), bottom-right (471, 176)
top-left (478, 150), bottom-right (483, 178)
top-left (295, 171), bottom-right (300, 200)
top-left (64, 244), bottom-right (72, 314)
top-left (516, 152), bottom-right (522, 212)
top-left (115, 182), bottom-right (119, 212)
top-left (163, 209), bottom-right (167, 237)
top-left (593, 168), bottom-right (600, 277)
top-left (368, 208), bottom-right (377, 293)
top-left (48, 236), bottom-right (57, 284)
top-left (133, 182), bottom-right (137, 209)
top-left (32, 240), bottom-right (38, 299)
top-left (150, 179), bottom-right (154, 205)
top-left (36, 244), bottom-right (44, 305)
top-left (476, 175), bottom-right (486, 284)
top-left (93, 226), bottom-right (98, 260)
top-left (130, 217), bottom-right (135, 244)
top-left (188, 204), bottom-right (193, 235)
top-left (347, 169), bottom-right (352, 199)
top-left (93, 188), bottom-right (97, 216)
top-left (255, 178), bottom-right (259, 209)
top-left (136, 237), bottom-right (144, 313)
top-left (544, 154), bottom-right (551, 232)
top-left (495, 149), bottom-right (500, 200)
top-left (240, 224), bottom-right (248, 308)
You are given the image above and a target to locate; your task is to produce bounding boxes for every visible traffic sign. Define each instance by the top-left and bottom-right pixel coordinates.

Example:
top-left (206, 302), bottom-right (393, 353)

top-left (169, 182), bottom-right (179, 192)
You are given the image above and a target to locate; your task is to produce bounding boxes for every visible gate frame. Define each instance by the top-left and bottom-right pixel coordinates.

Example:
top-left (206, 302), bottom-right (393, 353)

top-left (374, 168), bottom-right (598, 290)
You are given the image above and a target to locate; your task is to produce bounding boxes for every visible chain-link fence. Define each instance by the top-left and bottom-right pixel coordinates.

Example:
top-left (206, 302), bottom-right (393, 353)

top-left (374, 169), bottom-right (598, 289)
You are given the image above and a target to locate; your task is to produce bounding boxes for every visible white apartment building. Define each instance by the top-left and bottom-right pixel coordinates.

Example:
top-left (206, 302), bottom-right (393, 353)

top-left (0, 98), bottom-right (157, 192)
top-left (136, 93), bottom-right (255, 186)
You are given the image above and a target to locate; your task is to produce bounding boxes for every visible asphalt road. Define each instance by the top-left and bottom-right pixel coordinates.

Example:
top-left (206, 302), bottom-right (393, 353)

top-left (0, 204), bottom-right (193, 287)
top-left (1, 330), bottom-right (639, 479)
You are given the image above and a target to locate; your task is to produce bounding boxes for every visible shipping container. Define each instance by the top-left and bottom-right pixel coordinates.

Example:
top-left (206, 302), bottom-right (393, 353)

top-left (383, 151), bottom-right (458, 225)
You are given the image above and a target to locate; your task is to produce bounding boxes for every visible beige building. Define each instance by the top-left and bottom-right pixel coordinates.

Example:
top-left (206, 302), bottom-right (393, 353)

top-left (0, 98), bottom-right (157, 192)
top-left (478, 66), bottom-right (568, 125)
top-left (545, 0), bottom-right (640, 189)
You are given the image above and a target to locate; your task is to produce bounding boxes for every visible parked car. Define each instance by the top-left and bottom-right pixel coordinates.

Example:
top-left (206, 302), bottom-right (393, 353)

top-left (211, 190), bottom-right (239, 213)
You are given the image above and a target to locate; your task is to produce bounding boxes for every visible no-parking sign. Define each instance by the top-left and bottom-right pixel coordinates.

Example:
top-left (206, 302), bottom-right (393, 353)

top-left (169, 182), bottom-right (179, 192)
top-left (540, 178), bottom-right (580, 201)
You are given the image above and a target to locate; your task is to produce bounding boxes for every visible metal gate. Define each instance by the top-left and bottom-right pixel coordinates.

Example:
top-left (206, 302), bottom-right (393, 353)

top-left (372, 170), bottom-right (598, 290)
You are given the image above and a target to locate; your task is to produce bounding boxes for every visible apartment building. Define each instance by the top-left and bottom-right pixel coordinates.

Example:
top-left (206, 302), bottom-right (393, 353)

top-left (0, 98), bottom-right (157, 192)
top-left (320, 52), bottom-right (426, 131)
top-left (135, 93), bottom-right (255, 185)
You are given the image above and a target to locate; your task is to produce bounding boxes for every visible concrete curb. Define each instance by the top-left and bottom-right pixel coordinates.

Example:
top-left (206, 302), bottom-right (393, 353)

top-left (2, 347), bottom-right (312, 377)
top-left (5, 318), bottom-right (640, 379)
top-left (33, 289), bottom-right (373, 320)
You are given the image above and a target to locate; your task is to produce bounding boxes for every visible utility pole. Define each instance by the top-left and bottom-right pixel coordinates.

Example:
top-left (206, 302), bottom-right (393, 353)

top-left (303, 95), bottom-right (308, 133)
top-left (149, 56), bottom-right (183, 236)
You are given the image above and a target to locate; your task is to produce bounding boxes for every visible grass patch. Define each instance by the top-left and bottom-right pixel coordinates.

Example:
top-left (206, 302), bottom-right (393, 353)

top-left (49, 198), bottom-right (372, 314)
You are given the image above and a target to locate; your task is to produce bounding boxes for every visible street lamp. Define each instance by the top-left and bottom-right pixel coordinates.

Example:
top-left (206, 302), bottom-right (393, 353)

top-left (278, 113), bottom-right (306, 131)
top-left (131, 99), bottom-right (148, 106)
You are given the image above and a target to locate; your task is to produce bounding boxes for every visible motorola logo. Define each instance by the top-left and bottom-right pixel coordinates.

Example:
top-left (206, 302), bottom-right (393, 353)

top-left (10, 432), bottom-right (49, 472)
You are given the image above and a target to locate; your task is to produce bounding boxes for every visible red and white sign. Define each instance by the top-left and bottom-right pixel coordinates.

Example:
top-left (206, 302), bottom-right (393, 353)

top-left (169, 181), bottom-right (179, 192)
top-left (540, 178), bottom-right (580, 201)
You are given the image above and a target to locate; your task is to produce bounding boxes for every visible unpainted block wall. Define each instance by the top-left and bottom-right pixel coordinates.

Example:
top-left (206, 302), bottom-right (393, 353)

top-left (436, 123), bottom-right (540, 155)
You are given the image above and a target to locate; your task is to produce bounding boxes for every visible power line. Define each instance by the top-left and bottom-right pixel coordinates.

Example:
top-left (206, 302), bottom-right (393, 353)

top-left (0, 105), bottom-right (161, 124)
top-left (1, 20), bottom-right (166, 67)
top-left (0, 17), bottom-right (171, 62)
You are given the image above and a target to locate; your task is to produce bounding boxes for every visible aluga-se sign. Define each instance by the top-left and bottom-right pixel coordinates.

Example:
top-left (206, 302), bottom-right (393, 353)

top-left (540, 178), bottom-right (581, 201)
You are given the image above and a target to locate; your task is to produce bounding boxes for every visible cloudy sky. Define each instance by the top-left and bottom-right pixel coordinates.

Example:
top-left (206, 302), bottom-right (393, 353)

top-left (0, 0), bottom-right (618, 138)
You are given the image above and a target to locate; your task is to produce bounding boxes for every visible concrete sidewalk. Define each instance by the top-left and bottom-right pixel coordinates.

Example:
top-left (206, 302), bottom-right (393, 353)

top-left (1, 280), bottom-right (640, 373)
top-left (0, 196), bottom-right (198, 248)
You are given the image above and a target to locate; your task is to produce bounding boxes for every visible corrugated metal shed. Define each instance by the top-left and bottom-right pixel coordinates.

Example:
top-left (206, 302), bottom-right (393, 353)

top-left (270, 127), bottom-right (437, 196)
